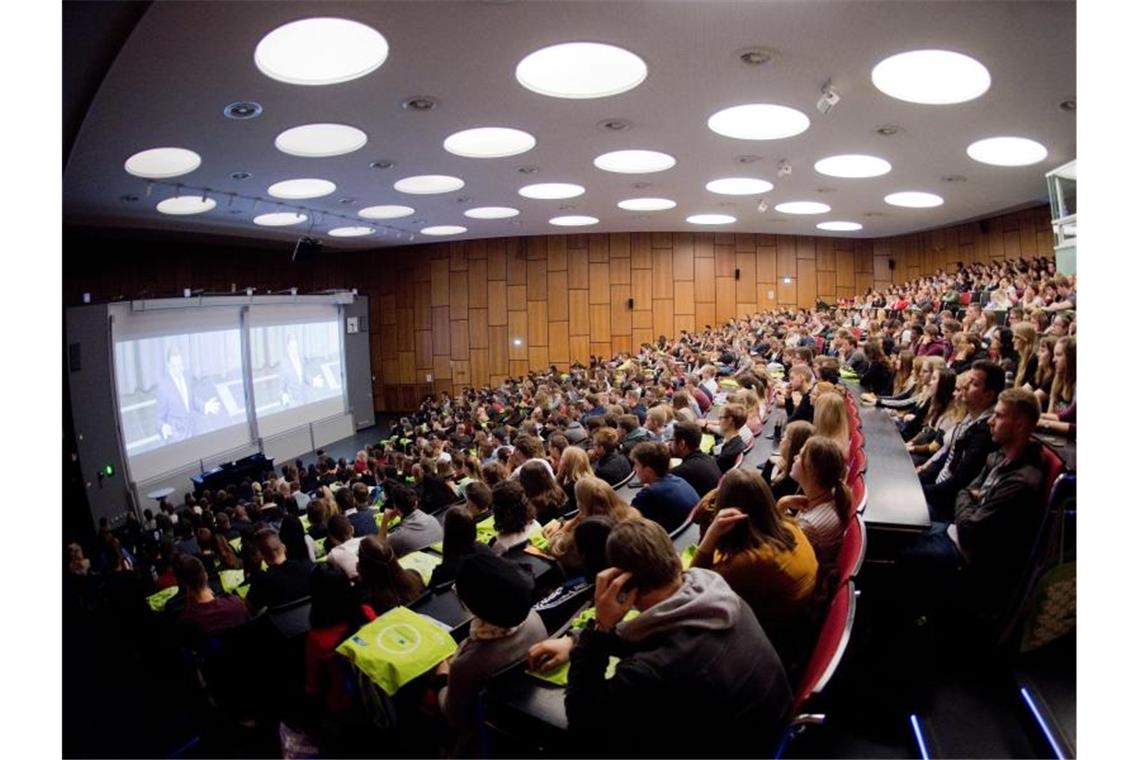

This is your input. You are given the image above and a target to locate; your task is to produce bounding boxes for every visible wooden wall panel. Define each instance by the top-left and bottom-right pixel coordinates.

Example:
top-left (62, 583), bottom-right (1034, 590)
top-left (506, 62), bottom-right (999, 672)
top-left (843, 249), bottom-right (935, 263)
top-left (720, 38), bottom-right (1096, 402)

top-left (673, 232), bottom-right (694, 280)
top-left (567, 248), bottom-right (590, 289)
top-left (527, 259), bottom-right (548, 301)
top-left (549, 321), bottom-right (569, 365)
top-left (674, 280), bottom-right (695, 315)
top-left (569, 290), bottom-right (590, 335)
top-left (652, 299), bottom-right (674, 339)
top-left (449, 270), bottom-right (468, 318)
top-left (468, 308), bottom-right (488, 349)
top-left (757, 245), bottom-right (777, 283)
top-left (777, 237), bottom-right (797, 279)
top-left (611, 284), bottom-right (632, 336)
top-left (609, 254), bottom-right (631, 285)
top-left (590, 304), bottom-right (612, 341)
top-left (589, 262), bottom-right (610, 303)
top-left (797, 259), bottom-right (817, 308)
top-left (431, 306), bottom-right (450, 355)
top-left (470, 349), bottom-right (489, 386)
top-left (487, 281), bottom-right (507, 326)
top-left (735, 250), bottom-right (756, 304)
top-left (431, 258), bottom-right (450, 306)
top-left (631, 232), bottom-right (652, 269)
top-left (569, 336), bottom-right (591, 364)
top-left (450, 320), bottom-right (469, 360)
top-left (715, 278), bottom-right (736, 324)
top-left (651, 252), bottom-right (674, 298)
top-left (508, 311), bottom-right (527, 359)
top-left (547, 270), bottom-right (568, 321)
top-left (467, 258), bottom-right (488, 308)
top-left (695, 302), bottom-right (716, 331)
top-left (631, 269), bottom-right (652, 309)
top-left (547, 235), bottom-right (567, 271)
top-left (777, 276), bottom-right (796, 305)
top-left (527, 301), bottom-right (549, 346)
top-left (694, 257), bottom-right (716, 302)
top-left (817, 270), bottom-right (837, 301)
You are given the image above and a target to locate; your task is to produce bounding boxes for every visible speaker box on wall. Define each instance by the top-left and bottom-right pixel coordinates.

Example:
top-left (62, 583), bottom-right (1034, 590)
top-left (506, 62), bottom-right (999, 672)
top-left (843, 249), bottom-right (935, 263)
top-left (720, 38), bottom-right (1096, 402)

top-left (734, 268), bottom-right (741, 280)
top-left (292, 236), bottom-right (322, 263)
top-left (627, 298), bottom-right (634, 309)
top-left (888, 258), bottom-right (896, 270)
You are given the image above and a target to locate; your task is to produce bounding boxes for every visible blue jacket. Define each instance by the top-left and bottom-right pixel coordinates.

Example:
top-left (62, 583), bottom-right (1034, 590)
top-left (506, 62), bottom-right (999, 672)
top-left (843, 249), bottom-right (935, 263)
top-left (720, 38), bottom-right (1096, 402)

top-left (631, 474), bottom-right (699, 533)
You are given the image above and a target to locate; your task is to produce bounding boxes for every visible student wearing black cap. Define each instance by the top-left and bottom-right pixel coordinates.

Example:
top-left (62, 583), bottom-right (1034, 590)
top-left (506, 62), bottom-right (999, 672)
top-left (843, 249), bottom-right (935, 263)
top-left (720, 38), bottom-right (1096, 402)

top-left (439, 552), bottom-right (548, 755)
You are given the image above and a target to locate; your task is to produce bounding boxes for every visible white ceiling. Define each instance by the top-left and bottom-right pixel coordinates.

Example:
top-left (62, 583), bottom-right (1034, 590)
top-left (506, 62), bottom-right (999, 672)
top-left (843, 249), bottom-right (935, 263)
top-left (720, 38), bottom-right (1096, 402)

top-left (62, 0), bottom-right (1076, 249)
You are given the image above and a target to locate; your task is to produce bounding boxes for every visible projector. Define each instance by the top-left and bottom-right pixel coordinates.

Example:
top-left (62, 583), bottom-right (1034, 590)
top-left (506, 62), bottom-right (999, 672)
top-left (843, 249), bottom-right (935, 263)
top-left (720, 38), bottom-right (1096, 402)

top-left (292, 236), bottom-right (322, 263)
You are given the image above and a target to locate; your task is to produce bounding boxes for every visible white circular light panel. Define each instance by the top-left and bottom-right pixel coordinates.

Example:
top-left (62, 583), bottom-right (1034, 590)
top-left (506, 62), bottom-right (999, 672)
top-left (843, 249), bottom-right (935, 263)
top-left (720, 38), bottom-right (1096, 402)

top-left (519, 183), bottom-right (585, 199)
top-left (550, 215), bottom-right (599, 226)
top-left (707, 104), bottom-right (810, 140)
top-left (156, 196), bottom-right (216, 215)
top-left (328, 226), bottom-right (375, 237)
top-left (359, 205), bottom-right (414, 219)
top-left (706, 177), bottom-right (774, 195)
top-left (465, 206), bottom-right (520, 219)
top-left (393, 175), bottom-right (465, 194)
top-left (593, 149), bottom-right (676, 174)
top-left (686, 214), bottom-right (736, 225)
top-left (420, 225), bottom-right (467, 236)
top-left (814, 154), bottom-right (892, 178)
top-left (871, 49), bottom-right (991, 104)
top-left (254, 212), bottom-right (308, 227)
top-left (884, 191), bottom-right (944, 208)
top-left (255, 17), bottom-right (389, 86)
top-left (516, 41), bottom-right (647, 99)
top-left (618, 198), bottom-right (676, 211)
top-left (124, 147), bottom-right (201, 179)
top-left (775, 201), bottom-right (830, 215)
top-left (966, 136), bottom-right (1048, 166)
top-left (817, 221), bottom-right (863, 231)
top-left (268, 178), bottom-right (337, 199)
top-left (444, 127), bottom-right (536, 158)
top-left (275, 123), bottom-right (368, 157)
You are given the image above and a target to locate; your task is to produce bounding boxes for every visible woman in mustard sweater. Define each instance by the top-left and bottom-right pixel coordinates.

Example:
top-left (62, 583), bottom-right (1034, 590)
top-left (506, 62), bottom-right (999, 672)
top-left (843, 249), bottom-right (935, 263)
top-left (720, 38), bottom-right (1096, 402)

top-left (690, 468), bottom-right (818, 667)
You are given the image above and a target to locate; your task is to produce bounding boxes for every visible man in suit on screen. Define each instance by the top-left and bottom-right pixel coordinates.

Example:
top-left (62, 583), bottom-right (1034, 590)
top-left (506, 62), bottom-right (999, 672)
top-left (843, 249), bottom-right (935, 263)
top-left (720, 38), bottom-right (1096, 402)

top-left (280, 333), bottom-right (325, 408)
top-left (155, 344), bottom-right (221, 442)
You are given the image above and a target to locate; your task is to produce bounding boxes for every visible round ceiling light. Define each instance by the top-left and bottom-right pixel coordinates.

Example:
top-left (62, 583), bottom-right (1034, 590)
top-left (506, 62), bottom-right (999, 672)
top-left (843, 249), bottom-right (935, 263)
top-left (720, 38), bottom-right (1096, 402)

top-left (966, 136), bottom-right (1048, 166)
top-left (817, 221), bottom-right (863, 232)
top-left (707, 104), bottom-right (810, 140)
top-left (814, 154), bottom-right (892, 178)
top-left (593, 149), bottom-right (676, 174)
top-left (254, 212), bottom-right (308, 226)
top-left (519, 182), bottom-right (585, 199)
top-left (871, 49), bottom-right (991, 104)
top-left (156, 196), bottom-right (216, 215)
top-left (618, 197), bottom-right (676, 211)
top-left (884, 191), bottom-right (944, 208)
top-left (444, 127), bottom-right (536, 158)
top-left (359, 205), bottom-right (414, 219)
top-left (465, 206), bottom-right (520, 219)
top-left (254, 17), bottom-right (389, 86)
top-left (686, 214), bottom-right (736, 225)
top-left (328, 226), bottom-right (375, 237)
top-left (393, 175), bottom-right (465, 194)
top-left (275, 123), bottom-right (368, 157)
top-left (267, 178), bottom-right (336, 199)
top-left (775, 201), bottom-right (830, 215)
top-left (515, 41), bottom-right (647, 99)
top-left (124, 147), bottom-right (201, 179)
top-left (705, 177), bottom-right (774, 195)
top-left (549, 215), bottom-right (599, 226)
top-left (420, 225), bottom-right (467, 236)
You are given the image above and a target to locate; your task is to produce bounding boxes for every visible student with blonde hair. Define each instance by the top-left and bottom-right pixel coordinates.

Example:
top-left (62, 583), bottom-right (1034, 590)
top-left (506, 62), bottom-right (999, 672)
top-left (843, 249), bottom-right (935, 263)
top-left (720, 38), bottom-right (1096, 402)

top-left (779, 436), bottom-right (852, 566)
top-left (812, 392), bottom-right (850, 461)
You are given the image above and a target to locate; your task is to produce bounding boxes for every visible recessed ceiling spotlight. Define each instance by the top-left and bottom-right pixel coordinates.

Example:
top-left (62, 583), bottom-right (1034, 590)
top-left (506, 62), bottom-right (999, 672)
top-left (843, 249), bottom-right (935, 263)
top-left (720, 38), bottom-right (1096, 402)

top-left (444, 126), bottom-right (536, 158)
top-left (420, 225), bottom-right (467, 236)
top-left (941, 174), bottom-right (968, 183)
top-left (775, 201), bottom-right (830, 215)
top-left (229, 171), bottom-right (252, 180)
top-left (254, 211), bottom-right (308, 227)
top-left (549, 215), bottom-right (599, 226)
top-left (1059, 98), bottom-right (1076, 112)
top-left (516, 41), bottom-right (647, 99)
top-left (268, 178), bottom-right (336, 199)
top-left (736, 154), bottom-right (763, 164)
top-left (119, 194), bottom-right (139, 203)
top-left (465, 206), bottom-right (520, 219)
top-left (884, 191), bottom-right (944, 208)
top-left (597, 118), bottom-right (632, 131)
top-left (456, 196), bottom-right (473, 204)
top-left (966, 136), bottom-right (1048, 166)
top-left (156, 196), bottom-right (216, 215)
top-left (223, 101), bottom-right (263, 120)
top-left (686, 214), bottom-right (736, 225)
top-left (872, 49), bottom-right (991, 104)
top-left (393, 175), bottom-right (465, 194)
top-left (864, 211), bottom-right (887, 218)
top-left (401, 96), bottom-right (438, 111)
top-left (338, 197), bottom-right (356, 205)
top-left (229, 209), bottom-right (244, 215)
top-left (276, 123), bottom-right (368, 157)
top-left (817, 187), bottom-right (838, 193)
top-left (632, 181), bottom-right (652, 189)
top-left (255, 18), bottom-right (389, 86)
top-left (558, 204), bottom-right (577, 211)
top-left (369, 160), bottom-right (395, 169)
top-left (707, 103), bottom-right (810, 140)
top-left (518, 182), bottom-right (585, 199)
top-left (329, 226), bottom-right (375, 237)
top-left (593, 149), bottom-right (676, 174)
top-left (737, 46), bottom-right (774, 66)
top-left (359, 204), bottom-right (414, 219)
top-left (124, 147), bottom-right (201, 179)
top-left (517, 166), bottom-right (540, 174)
top-left (706, 177), bottom-right (774, 195)
top-left (777, 160), bottom-right (792, 177)
top-left (618, 197), bottom-right (676, 211)
top-left (875, 124), bottom-right (904, 137)
top-left (814, 154), bottom-right (892, 178)
top-left (817, 221), bottom-right (863, 231)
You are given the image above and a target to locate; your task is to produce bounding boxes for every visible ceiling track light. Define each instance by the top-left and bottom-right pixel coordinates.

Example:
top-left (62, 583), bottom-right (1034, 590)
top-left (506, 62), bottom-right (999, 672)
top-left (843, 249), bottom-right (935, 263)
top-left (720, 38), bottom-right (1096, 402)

top-left (229, 171), bottom-right (252, 180)
top-left (757, 199), bottom-right (769, 213)
top-left (736, 154), bottom-right (763, 164)
top-left (777, 160), bottom-right (792, 177)
top-left (817, 80), bottom-right (840, 114)
top-left (517, 166), bottom-right (540, 174)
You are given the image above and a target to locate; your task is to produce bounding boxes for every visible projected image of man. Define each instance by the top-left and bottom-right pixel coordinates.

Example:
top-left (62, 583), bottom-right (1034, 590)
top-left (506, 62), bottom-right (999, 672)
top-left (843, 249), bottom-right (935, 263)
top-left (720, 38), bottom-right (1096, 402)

top-left (155, 345), bottom-right (221, 442)
top-left (281, 333), bottom-right (325, 408)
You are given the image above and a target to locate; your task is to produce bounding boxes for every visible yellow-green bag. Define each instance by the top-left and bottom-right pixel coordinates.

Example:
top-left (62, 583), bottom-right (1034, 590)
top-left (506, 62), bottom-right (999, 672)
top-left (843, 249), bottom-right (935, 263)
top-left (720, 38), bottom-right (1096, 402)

top-left (336, 607), bottom-right (459, 696)
top-left (228, 536), bottom-right (242, 552)
top-left (679, 544), bottom-right (698, 569)
top-left (219, 569), bottom-right (245, 594)
top-left (398, 551), bottom-right (443, 585)
top-left (699, 433), bottom-right (716, 454)
top-left (147, 586), bottom-right (180, 612)
top-left (475, 515), bottom-right (497, 544)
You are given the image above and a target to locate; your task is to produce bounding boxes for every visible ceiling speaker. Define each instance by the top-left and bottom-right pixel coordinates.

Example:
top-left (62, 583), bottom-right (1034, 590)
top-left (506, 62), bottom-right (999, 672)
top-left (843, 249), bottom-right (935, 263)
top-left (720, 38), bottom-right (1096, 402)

top-left (292, 236), bottom-right (322, 263)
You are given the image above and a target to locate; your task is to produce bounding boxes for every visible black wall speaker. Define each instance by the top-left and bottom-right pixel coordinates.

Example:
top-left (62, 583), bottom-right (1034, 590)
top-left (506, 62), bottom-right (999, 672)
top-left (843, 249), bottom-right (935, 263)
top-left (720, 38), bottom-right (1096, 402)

top-left (734, 268), bottom-right (741, 280)
top-left (627, 297), bottom-right (635, 309)
top-left (888, 258), bottom-right (896, 271)
top-left (292, 236), bottom-right (322, 263)
top-left (979, 220), bottom-right (991, 234)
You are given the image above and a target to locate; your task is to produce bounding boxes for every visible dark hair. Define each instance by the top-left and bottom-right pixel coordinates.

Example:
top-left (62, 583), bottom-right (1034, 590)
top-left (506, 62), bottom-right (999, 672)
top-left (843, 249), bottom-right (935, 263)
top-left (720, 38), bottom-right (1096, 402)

top-left (357, 536), bottom-right (423, 612)
top-left (442, 506), bottom-right (477, 559)
top-left (309, 563), bottom-right (368, 631)
top-left (492, 480), bottom-right (532, 535)
top-left (334, 487), bottom-right (355, 515)
top-left (713, 469), bottom-right (796, 555)
top-left (630, 441), bottom-right (670, 477)
top-left (605, 518), bottom-right (682, 593)
top-left (327, 514), bottom-right (353, 543)
top-left (672, 421), bottom-right (703, 451)
top-left (971, 359), bottom-right (1006, 399)
top-left (278, 515), bottom-right (311, 565)
top-left (465, 481), bottom-right (493, 514)
top-left (173, 554), bottom-right (207, 591)
top-left (387, 482), bottom-right (418, 516)
top-left (352, 482), bottom-right (372, 506)
top-left (926, 369), bottom-right (958, 425)
top-left (575, 515), bottom-right (616, 582)
top-left (518, 460), bottom-right (567, 522)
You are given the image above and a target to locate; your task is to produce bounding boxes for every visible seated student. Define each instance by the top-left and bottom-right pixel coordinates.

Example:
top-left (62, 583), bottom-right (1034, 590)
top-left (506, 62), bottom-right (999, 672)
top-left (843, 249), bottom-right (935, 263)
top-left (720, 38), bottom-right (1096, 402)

top-left (761, 420), bottom-right (815, 502)
top-left (617, 414), bottom-right (653, 456)
top-left (529, 518), bottom-right (791, 758)
top-left (778, 436), bottom-right (851, 567)
top-left (325, 515), bottom-right (363, 580)
top-left (306, 499), bottom-right (331, 542)
top-left (355, 535), bottom-right (425, 616)
top-left (509, 434), bottom-right (556, 479)
top-left (713, 403), bottom-right (750, 474)
top-left (518, 459), bottom-right (569, 524)
top-left (629, 441), bottom-right (700, 533)
top-left (779, 365), bottom-right (816, 424)
top-left (811, 391), bottom-right (851, 461)
top-left (172, 555), bottom-right (250, 641)
top-left (546, 477), bottom-right (640, 576)
top-left (246, 528), bottom-right (313, 611)
top-left (490, 480), bottom-right (542, 555)
top-left (690, 469), bottom-right (818, 666)
top-left (432, 506), bottom-right (496, 588)
top-left (345, 482), bottom-right (379, 537)
top-left (277, 513), bottom-right (316, 566)
top-left (380, 482), bottom-right (444, 558)
top-left (898, 388), bottom-right (1048, 619)
top-left (1037, 336), bottom-right (1075, 439)
top-left (669, 421), bottom-right (722, 498)
top-left (590, 427), bottom-right (633, 486)
top-left (858, 339), bottom-right (894, 397)
top-left (305, 563), bottom-right (376, 719)
top-left (439, 552), bottom-right (548, 755)
top-left (416, 458), bottom-right (461, 514)
top-left (463, 480), bottom-right (493, 521)
top-left (555, 445), bottom-right (592, 515)
top-left (905, 369), bottom-right (961, 464)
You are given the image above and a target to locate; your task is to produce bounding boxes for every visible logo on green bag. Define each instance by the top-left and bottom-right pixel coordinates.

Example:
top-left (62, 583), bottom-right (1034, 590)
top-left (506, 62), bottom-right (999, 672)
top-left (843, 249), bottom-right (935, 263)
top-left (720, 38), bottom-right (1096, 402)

top-left (376, 623), bottom-right (422, 655)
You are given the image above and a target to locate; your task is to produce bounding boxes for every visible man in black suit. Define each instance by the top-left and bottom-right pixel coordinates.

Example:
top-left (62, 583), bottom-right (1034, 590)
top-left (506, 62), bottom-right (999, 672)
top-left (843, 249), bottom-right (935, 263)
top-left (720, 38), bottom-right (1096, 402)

top-left (154, 344), bottom-right (221, 443)
top-left (669, 421), bottom-right (722, 498)
top-left (280, 333), bottom-right (326, 408)
top-left (920, 360), bottom-right (1004, 521)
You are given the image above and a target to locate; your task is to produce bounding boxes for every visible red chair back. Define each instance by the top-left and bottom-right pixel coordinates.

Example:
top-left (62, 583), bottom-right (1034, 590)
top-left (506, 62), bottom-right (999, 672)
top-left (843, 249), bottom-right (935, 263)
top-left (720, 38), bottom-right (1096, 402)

top-left (849, 430), bottom-right (865, 454)
top-left (732, 451), bottom-right (745, 470)
top-left (847, 449), bottom-right (866, 486)
top-left (960, 290), bottom-right (972, 305)
top-left (790, 581), bottom-right (857, 716)
top-left (1040, 446), bottom-right (1064, 505)
top-left (849, 472), bottom-right (866, 515)
top-left (836, 516), bottom-right (866, 584)
top-left (692, 386), bottom-right (712, 413)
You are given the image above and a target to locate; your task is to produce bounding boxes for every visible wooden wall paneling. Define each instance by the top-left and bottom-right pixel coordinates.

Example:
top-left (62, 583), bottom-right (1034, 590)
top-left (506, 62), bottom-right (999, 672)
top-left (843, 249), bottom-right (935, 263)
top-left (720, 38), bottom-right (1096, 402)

top-left (674, 280), bottom-right (695, 315)
top-left (756, 244), bottom-right (777, 283)
top-left (449, 243), bottom-right (467, 271)
top-left (836, 249), bottom-right (855, 289)
top-left (415, 330), bottom-right (432, 369)
top-left (432, 356), bottom-right (452, 381)
top-left (569, 336), bottom-right (591, 364)
top-left (609, 254), bottom-right (631, 285)
top-left (816, 238), bottom-right (836, 272)
top-left (449, 270), bottom-right (469, 318)
top-left (397, 351), bottom-right (417, 384)
top-left (1003, 229), bottom-right (1021, 260)
top-left (777, 236), bottom-right (796, 279)
top-left (714, 244), bottom-right (735, 278)
top-left (413, 281), bottom-right (431, 330)
top-left (547, 270), bottom-right (568, 321)
top-left (651, 231), bottom-right (672, 249)
top-left (506, 239), bottom-right (527, 285)
top-left (487, 239), bottom-right (507, 280)
top-left (396, 313), bottom-right (415, 352)
top-left (694, 257), bottom-right (716, 302)
top-left (589, 261), bottom-right (610, 303)
top-left (487, 281), bottom-right (507, 326)
top-left (652, 251), bottom-right (674, 298)
top-left (630, 232), bottom-right (652, 269)
top-left (431, 258), bottom-right (450, 305)
top-left (507, 284), bottom-right (527, 310)
top-left (873, 254), bottom-right (893, 283)
top-left (611, 284), bottom-right (632, 336)
top-left (653, 298), bottom-right (674, 338)
top-left (549, 321), bottom-right (570, 364)
top-left (694, 232), bottom-right (714, 259)
top-left (508, 310), bottom-right (527, 360)
top-left (588, 233), bottom-right (609, 262)
top-left (609, 232), bottom-right (630, 259)
top-left (468, 308), bottom-right (488, 349)
top-left (567, 247), bottom-right (590, 289)
top-left (734, 233), bottom-right (755, 253)
top-left (777, 276), bottom-right (796, 305)
top-left (735, 249), bottom-right (756, 304)
top-left (527, 258), bottom-right (547, 301)
top-left (547, 234), bottom-right (567, 271)
top-left (567, 234), bottom-right (588, 250)
top-left (568, 290), bottom-right (590, 335)
top-left (379, 325), bottom-right (397, 360)
top-left (759, 282), bottom-right (777, 310)
top-left (527, 301), bottom-right (549, 346)
top-left (715, 277), bottom-right (736, 324)
top-left (466, 238), bottom-right (487, 260)
top-left (590, 303), bottom-right (612, 341)
top-left (527, 235), bottom-right (547, 260)
top-left (469, 348), bottom-right (489, 386)
top-left (1019, 212), bottom-right (1038, 259)
top-left (489, 325), bottom-right (509, 374)
top-left (431, 306), bottom-right (451, 355)
top-left (589, 342), bottom-right (612, 360)
top-left (467, 258), bottom-right (488, 308)
top-left (528, 346), bottom-right (549, 369)
top-left (675, 314), bottom-right (695, 334)
top-left (855, 242), bottom-right (874, 274)
top-left (612, 335), bottom-right (632, 355)
top-left (379, 294), bottom-right (397, 324)
top-left (854, 272), bottom-right (873, 294)
top-left (450, 320), bottom-right (469, 360)
top-left (631, 268), bottom-right (652, 308)
top-left (632, 327), bottom-right (654, 347)
top-left (796, 235), bottom-right (816, 260)
top-left (797, 259), bottom-right (817, 308)
top-left (817, 270), bottom-right (837, 300)
top-left (673, 232), bottom-right (694, 279)
top-left (632, 309), bottom-right (653, 329)
top-left (452, 360), bottom-right (470, 387)
top-left (412, 257), bottom-right (432, 282)
top-left (509, 360), bottom-right (529, 377)
top-left (695, 302), bottom-right (716, 331)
